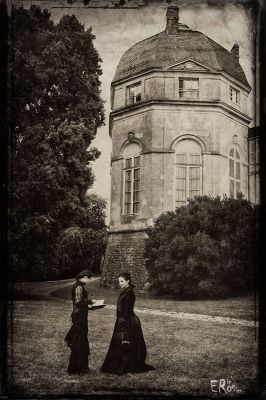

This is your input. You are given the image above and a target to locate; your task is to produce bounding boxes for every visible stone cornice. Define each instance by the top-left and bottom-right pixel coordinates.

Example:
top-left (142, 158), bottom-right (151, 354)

top-left (110, 99), bottom-right (252, 125)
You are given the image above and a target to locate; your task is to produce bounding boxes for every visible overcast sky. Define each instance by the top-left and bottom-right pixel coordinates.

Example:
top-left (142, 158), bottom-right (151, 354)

top-left (19, 0), bottom-right (257, 220)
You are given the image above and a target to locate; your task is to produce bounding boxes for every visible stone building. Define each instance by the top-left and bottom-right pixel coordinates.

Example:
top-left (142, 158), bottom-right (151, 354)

top-left (101, 6), bottom-right (254, 288)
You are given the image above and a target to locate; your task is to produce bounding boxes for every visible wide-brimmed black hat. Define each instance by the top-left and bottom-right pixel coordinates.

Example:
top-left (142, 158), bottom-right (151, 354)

top-left (76, 269), bottom-right (93, 279)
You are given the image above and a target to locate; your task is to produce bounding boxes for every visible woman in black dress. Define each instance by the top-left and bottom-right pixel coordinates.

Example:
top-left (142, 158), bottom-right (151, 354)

top-left (64, 269), bottom-right (94, 374)
top-left (101, 272), bottom-right (154, 375)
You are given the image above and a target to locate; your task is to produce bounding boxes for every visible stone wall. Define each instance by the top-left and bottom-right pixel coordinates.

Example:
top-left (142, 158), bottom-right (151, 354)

top-left (111, 70), bottom-right (250, 117)
top-left (101, 229), bottom-right (149, 289)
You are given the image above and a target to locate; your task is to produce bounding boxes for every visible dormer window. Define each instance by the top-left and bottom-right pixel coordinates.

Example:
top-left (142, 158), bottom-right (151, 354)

top-left (179, 78), bottom-right (199, 99)
top-left (229, 86), bottom-right (240, 105)
top-left (126, 82), bottom-right (141, 105)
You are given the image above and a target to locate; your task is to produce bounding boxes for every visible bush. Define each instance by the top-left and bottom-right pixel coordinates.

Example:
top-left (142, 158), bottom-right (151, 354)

top-left (145, 195), bottom-right (258, 299)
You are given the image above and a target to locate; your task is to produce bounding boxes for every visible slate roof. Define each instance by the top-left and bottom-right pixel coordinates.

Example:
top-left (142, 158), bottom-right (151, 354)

top-left (112, 26), bottom-right (250, 88)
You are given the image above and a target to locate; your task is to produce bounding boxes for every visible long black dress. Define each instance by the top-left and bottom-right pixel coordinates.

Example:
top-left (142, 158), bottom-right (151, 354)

top-left (64, 280), bottom-right (93, 374)
top-left (101, 286), bottom-right (154, 375)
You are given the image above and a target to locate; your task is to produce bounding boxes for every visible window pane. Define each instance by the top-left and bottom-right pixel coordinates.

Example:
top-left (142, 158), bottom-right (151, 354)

top-left (230, 179), bottom-right (234, 196)
top-left (175, 201), bottom-right (186, 208)
top-left (230, 87), bottom-right (240, 104)
top-left (125, 158), bottom-right (132, 169)
top-left (229, 148), bottom-right (234, 157)
top-left (190, 191), bottom-right (200, 198)
top-left (189, 167), bottom-right (200, 197)
top-left (125, 170), bottom-right (132, 181)
top-left (191, 80), bottom-right (198, 90)
top-left (176, 167), bottom-right (187, 202)
top-left (189, 154), bottom-right (200, 164)
top-left (176, 154), bottom-right (187, 164)
top-left (176, 166), bottom-right (186, 178)
top-left (127, 83), bottom-right (141, 105)
top-left (133, 180), bottom-right (139, 190)
top-left (125, 193), bottom-right (131, 203)
top-left (125, 204), bottom-right (131, 214)
top-left (250, 141), bottom-right (255, 164)
top-left (133, 191), bottom-right (139, 202)
top-left (179, 79), bottom-right (199, 99)
top-left (176, 179), bottom-right (186, 190)
top-left (133, 202), bottom-right (139, 213)
top-left (134, 156), bottom-right (140, 167)
top-left (236, 182), bottom-right (241, 194)
top-left (236, 150), bottom-right (240, 159)
top-left (236, 162), bottom-right (240, 180)
top-left (125, 181), bottom-right (131, 192)
top-left (229, 159), bottom-right (234, 178)
top-left (136, 93), bottom-right (141, 102)
top-left (176, 190), bottom-right (186, 201)
top-left (134, 168), bottom-right (140, 179)
top-left (124, 153), bottom-right (140, 214)
top-left (189, 167), bottom-right (200, 180)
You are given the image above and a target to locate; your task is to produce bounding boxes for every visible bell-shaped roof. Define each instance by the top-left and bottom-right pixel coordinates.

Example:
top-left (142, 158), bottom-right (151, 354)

top-left (112, 7), bottom-right (250, 89)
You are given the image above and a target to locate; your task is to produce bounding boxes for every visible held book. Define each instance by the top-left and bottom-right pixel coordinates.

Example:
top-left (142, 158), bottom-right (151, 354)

top-left (88, 299), bottom-right (105, 311)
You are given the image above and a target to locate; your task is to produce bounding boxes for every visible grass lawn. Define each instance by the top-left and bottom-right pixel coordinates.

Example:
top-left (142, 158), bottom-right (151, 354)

top-left (52, 278), bottom-right (258, 321)
top-left (7, 280), bottom-right (259, 397)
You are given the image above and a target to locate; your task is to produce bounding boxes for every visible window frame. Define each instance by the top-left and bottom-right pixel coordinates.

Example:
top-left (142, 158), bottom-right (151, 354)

top-left (249, 139), bottom-right (256, 165)
top-left (229, 147), bottom-right (241, 198)
top-left (123, 155), bottom-right (141, 215)
top-left (179, 78), bottom-right (199, 100)
top-left (126, 82), bottom-right (142, 106)
top-left (229, 86), bottom-right (240, 106)
top-left (174, 149), bottom-right (202, 208)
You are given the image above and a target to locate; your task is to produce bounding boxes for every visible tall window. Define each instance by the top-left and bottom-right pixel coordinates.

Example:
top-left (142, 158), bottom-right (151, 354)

top-left (123, 143), bottom-right (141, 214)
top-left (175, 139), bottom-right (202, 207)
top-left (179, 78), bottom-right (199, 99)
top-left (126, 82), bottom-right (141, 105)
top-left (229, 147), bottom-right (241, 197)
top-left (249, 140), bottom-right (256, 165)
top-left (229, 86), bottom-right (240, 105)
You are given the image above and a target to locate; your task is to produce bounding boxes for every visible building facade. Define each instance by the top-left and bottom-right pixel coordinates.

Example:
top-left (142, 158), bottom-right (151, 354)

top-left (101, 6), bottom-right (254, 289)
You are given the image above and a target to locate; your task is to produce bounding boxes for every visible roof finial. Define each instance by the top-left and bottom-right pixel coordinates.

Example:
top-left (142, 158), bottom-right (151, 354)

top-left (166, 6), bottom-right (179, 34)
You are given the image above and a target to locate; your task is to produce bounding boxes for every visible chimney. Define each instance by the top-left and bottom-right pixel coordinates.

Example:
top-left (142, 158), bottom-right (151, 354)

top-left (231, 44), bottom-right (239, 60)
top-left (166, 6), bottom-right (179, 34)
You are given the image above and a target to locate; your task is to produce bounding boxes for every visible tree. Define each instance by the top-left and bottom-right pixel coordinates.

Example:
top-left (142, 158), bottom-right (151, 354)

top-left (8, 6), bottom-right (106, 280)
top-left (145, 195), bottom-right (258, 299)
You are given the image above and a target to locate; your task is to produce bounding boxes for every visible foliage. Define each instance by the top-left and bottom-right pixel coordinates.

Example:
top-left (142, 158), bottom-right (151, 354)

top-left (145, 195), bottom-right (258, 299)
top-left (8, 6), bottom-right (106, 281)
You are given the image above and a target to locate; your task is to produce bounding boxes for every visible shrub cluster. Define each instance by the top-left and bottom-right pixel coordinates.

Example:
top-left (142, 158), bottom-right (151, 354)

top-left (145, 195), bottom-right (258, 299)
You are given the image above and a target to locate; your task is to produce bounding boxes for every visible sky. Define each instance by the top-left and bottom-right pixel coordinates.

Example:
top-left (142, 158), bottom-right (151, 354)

top-left (19, 0), bottom-right (257, 220)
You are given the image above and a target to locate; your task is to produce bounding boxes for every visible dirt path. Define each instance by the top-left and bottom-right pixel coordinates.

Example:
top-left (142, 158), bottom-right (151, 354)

top-left (13, 278), bottom-right (258, 328)
top-left (102, 304), bottom-right (258, 327)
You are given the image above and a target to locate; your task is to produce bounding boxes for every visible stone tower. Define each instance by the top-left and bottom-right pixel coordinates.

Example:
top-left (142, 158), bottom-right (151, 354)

top-left (101, 6), bottom-right (252, 289)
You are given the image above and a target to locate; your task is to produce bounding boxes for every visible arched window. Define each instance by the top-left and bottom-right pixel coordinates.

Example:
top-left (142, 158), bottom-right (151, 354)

top-left (229, 147), bottom-right (241, 197)
top-left (123, 143), bottom-right (141, 214)
top-left (175, 139), bottom-right (202, 207)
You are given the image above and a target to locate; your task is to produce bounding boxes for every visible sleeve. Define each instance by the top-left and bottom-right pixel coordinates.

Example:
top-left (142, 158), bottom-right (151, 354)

top-left (87, 293), bottom-right (94, 305)
top-left (74, 286), bottom-right (88, 309)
